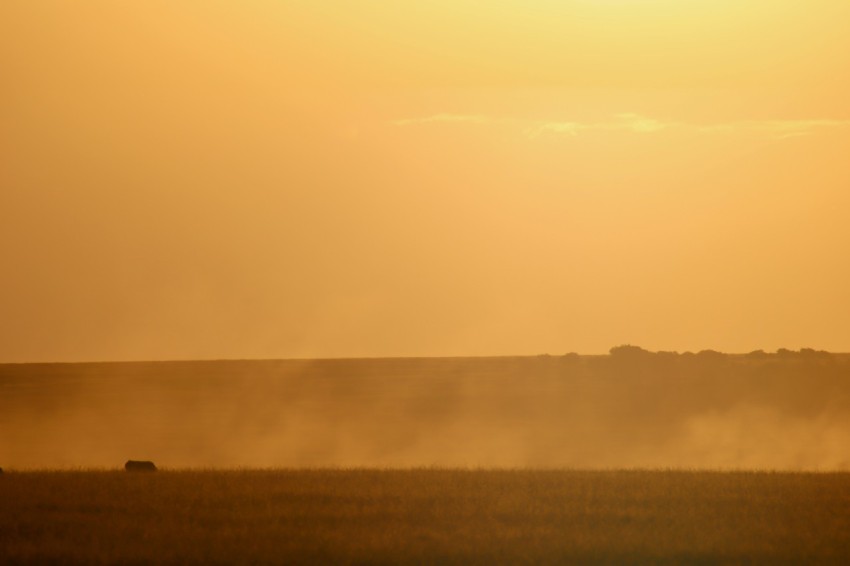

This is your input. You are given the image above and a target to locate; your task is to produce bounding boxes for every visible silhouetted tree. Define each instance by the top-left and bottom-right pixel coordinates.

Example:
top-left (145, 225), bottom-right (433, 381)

top-left (696, 349), bottom-right (726, 360)
top-left (609, 345), bottom-right (651, 358)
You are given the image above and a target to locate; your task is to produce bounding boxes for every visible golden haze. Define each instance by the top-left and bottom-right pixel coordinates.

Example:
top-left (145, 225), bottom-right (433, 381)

top-left (2, 1), bottom-right (849, 362)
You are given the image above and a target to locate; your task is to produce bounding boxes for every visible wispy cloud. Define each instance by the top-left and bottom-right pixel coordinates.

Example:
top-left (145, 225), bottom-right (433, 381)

top-left (524, 114), bottom-right (673, 138)
top-left (759, 119), bottom-right (850, 139)
top-left (393, 112), bottom-right (850, 140)
top-left (698, 119), bottom-right (850, 139)
top-left (613, 113), bottom-right (670, 133)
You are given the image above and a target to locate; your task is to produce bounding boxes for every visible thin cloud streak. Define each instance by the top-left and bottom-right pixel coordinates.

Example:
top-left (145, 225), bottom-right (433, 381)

top-left (394, 113), bottom-right (850, 140)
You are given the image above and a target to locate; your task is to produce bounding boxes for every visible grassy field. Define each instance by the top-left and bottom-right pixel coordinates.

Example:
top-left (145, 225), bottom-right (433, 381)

top-left (2, 469), bottom-right (850, 564)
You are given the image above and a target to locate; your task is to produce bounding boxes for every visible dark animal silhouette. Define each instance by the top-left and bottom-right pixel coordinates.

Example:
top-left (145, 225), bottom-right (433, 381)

top-left (125, 460), bottom-right (157, 472)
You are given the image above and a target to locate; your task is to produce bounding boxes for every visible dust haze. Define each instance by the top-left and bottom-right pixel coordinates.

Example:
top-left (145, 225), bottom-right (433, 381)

top-left (2, 347), bottom-right (849, 470)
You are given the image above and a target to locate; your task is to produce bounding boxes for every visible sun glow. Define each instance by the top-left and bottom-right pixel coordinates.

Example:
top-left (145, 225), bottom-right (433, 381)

top-left (1, 1), bottom-right (849, 361)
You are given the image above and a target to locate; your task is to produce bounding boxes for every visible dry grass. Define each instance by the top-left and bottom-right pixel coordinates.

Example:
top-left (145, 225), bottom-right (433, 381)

top-left (2, 469), bottom-right (850, 564)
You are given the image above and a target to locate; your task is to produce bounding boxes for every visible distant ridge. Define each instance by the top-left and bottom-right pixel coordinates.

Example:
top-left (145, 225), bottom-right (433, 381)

top-left (1, 346), bottom-right (847, 366)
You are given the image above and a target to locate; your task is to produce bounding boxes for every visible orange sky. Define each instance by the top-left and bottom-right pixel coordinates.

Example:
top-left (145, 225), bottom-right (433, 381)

top-left (2, 1), bottom-right (849, 362)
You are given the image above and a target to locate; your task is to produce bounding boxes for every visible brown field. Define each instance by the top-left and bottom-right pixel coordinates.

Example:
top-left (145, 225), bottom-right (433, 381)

top-left (2, 469), bottom-right (850, 564)
top-left (3, 353), bottom-right (849, 562)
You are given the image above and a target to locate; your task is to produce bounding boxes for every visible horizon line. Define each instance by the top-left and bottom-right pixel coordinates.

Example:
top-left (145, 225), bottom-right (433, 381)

top-left (1, 348), bottom-right (845, 366)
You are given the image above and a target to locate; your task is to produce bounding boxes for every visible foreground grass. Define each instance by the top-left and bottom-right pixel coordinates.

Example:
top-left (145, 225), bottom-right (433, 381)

top-left (2, 470), bottom-right (850, 564)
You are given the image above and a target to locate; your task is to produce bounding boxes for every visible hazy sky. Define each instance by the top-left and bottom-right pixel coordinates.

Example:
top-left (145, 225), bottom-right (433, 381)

top-left (2, 1), bottom-right (849, 362)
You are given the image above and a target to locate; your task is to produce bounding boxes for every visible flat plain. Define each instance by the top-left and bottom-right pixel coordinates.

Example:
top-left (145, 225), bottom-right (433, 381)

top-left (3, 352), bottom-right (850, 562)
top-left (2, 469), bottom-right (850, 564)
